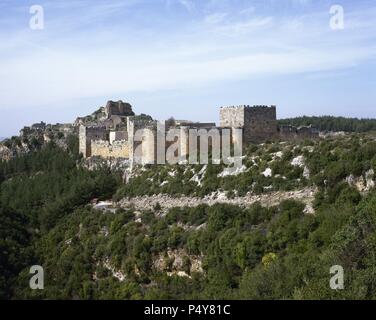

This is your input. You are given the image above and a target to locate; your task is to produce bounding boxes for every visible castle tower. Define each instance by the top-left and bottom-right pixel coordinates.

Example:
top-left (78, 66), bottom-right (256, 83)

top-left (220, 105), bottom-right (277, 143)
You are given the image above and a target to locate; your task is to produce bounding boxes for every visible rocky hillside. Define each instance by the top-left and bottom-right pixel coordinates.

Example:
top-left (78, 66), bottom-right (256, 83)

top-left (2, 131), bottom-right (376, 299)
top-left (0, 121), bottom-right (77, 161)
top-left (115, 132), bottom-right (376, 200)
top-left (2, 109), bottom-right (376, 300)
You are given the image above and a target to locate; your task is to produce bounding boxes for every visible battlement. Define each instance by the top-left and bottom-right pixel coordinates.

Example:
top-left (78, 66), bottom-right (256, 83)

top-left (220, 105), bottom-right (276, 109)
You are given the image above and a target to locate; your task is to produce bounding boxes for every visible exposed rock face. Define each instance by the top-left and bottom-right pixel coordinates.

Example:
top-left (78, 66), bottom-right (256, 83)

top-left (291, 155), bottom-right (305, 167)
top-left (262, 168), bottom-right (272, 177)
top-left (0, 145), bottom-right (12, 161)
top-left (365, 169), bottom-right (375, 190)
top-left (82, 156), bottom-right (131, 172)
top-left (153, 249), bottom-right (204, 278)
top-left (118, 187), bottom-right (318, 214)
top-left (346, 170), bottom-right (375, 192)
top-left (0, 138), bottom-right (34, 161)
top-left (0, 122), bottom-right (76, 161)
top-left (103, 258), bottom-right (126, 282)
top-left (75, 101), bottom-right (135, 128)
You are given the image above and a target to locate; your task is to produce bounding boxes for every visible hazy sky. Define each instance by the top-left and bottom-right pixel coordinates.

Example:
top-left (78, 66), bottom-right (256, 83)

top-left (0, 0), bottom-right (375, 136)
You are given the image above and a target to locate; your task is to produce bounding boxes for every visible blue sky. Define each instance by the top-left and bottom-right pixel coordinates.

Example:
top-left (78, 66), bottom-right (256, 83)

top-left (0, 0), bottom-right (375, 136)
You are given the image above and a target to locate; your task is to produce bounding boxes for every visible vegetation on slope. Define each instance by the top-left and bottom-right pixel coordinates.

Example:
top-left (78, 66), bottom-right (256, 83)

top-left (0, 137), bottom-right (121, 298)
top-left (1, 133), bottom-right (376, 299)
top-left (116, 134), bottom-right (376, 199)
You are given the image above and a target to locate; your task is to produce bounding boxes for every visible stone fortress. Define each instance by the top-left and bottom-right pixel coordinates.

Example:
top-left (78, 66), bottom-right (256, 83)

top-left (78, 100), bottom-right (319, 162)
top-left (220, 105), bottom-right (319, 143)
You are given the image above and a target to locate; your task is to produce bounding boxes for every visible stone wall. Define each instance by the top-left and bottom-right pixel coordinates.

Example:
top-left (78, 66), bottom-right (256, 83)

top-left (279, 125), bottom-right (319, 141)
top-left (110, 131), bottom-right (128, 145)
top-left (79, 125), bottom-right (108, 158)
top-left (126, 119), bottom-right (219, 165)
top-left (91, 140), bottom-right (129, 159)
top-left (220, 106), bottom-right (245, 128)
top-left (220, 105), bottom-right (278, 143)
top-left (245, 106), bottom-right (278, 143)
top-left (80, 104), bottom-right (318, 162)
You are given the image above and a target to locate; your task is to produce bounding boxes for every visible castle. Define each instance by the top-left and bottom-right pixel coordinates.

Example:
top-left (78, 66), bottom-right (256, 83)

top-left (78, 100), bottom-right (319, 163)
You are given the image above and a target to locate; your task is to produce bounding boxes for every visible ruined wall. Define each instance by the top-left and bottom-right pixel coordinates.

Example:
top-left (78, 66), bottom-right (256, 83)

top-left (91, 140), bottom-right (129, 159)
top-left (296, 126), bottom-right (320, 140)
top-left (79, 125), bottom-right (108, 158)
top-left (278, 125), bottom-right (319, 141)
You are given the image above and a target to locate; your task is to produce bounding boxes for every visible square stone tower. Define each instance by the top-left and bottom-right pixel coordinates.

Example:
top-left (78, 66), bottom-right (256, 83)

top-left (220, 105), bottom-right (277, 143)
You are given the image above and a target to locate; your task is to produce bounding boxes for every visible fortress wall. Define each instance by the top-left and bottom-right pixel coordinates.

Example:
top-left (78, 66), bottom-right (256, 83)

top-left (79, 125), bottom-right (108, 157)
top-left (244, 106), bottom-right (278, 143)
top-left (296, 126), bottom-right (320, 139)
top-left (220, 106), bottom-right (245, 128)
top-left (278, 125), bottom-right (320, 142)
top-left (110, 131), bottom-right (128, 145)
top-left (79, 126), bottom-right (87, 157)
top-left (80, 104), bottom-right (319, 163)
top-left (220, 105), bottom-right (278, 144)
top-left (91, 140), bottom-right (129, 159)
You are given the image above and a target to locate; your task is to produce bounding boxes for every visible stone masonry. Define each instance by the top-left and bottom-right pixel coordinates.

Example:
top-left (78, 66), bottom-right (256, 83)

top-left (91, 140), bottom-right (129, 159)
top-left (79, 101), bottom-right (319, 162)
top-left (220, 105), bottom-right (278, 143)
top-left (220, 105), bottom-right (317, 143)
top-left (105, 100), bottom-right (135, 118)
top-left (79, 125), bottom-right (108, 158)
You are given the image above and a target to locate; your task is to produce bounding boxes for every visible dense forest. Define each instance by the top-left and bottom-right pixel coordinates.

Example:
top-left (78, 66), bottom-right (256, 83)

top-left (0, 137), bottom-right (121, 299)
top-left (279, 116), bottom-right (376, 132)
top-left (1, 133), bottom-right (376, 299)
